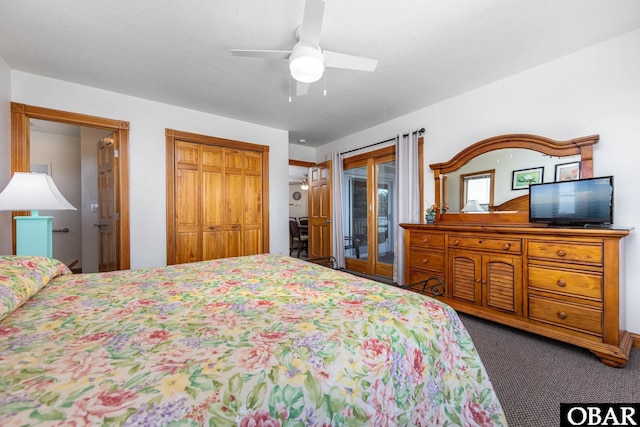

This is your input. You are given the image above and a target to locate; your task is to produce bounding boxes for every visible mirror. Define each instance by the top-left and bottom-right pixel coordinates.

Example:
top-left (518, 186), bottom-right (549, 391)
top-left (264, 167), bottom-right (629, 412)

top-left (430, 134), bottom-right (598, 223)
top-left (444, 149), bottom-right (581, 212)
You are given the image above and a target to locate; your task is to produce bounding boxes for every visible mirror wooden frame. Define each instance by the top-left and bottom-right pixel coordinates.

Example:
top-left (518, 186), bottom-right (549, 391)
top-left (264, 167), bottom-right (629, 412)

top-left (429, 133), bottom-right (599, 224)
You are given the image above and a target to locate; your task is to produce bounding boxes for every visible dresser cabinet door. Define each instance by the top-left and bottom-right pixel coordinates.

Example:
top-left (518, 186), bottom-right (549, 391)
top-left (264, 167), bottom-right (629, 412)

top-left (483, 254), bottom-right (522, 315)
top-left (449, 249), bottom-right (522, 314)
top-left (449, 250), bottom-right (482, 303)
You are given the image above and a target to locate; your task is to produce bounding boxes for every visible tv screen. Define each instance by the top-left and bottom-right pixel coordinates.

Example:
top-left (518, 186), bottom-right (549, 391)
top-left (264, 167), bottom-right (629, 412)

top-left (529, 176), bottom-right (613, 226)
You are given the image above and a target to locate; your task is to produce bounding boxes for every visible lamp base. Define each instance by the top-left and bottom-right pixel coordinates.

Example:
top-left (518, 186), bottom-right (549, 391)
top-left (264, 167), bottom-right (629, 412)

top-left (15, 215), bottom-right (53, 257)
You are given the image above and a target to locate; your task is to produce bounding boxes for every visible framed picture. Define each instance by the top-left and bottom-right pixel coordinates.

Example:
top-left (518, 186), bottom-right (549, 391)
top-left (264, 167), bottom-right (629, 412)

top-left (555, 161), bottom-right (581, 182)
top-left (511, 166), bottom-right (544, 190)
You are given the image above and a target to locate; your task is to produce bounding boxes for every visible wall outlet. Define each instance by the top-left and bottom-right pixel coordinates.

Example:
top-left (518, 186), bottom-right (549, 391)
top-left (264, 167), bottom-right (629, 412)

top-left (90, 203), bottom-right (99, 213)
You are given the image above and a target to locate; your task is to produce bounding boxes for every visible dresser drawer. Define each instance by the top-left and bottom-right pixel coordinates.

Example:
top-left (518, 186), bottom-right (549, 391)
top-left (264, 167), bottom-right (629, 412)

top-left (409, 250), bottom-right (445, 272)
top-left (410, 231), bottom-right (445, 249)
top-left (528, 240), bottom-right (602, 265)
top-left (529, 296), bottom-right (602, 335)
top-left (449, 235), bottom-right (521, 254)
top-left (528, 266), bottom-right (602, 299)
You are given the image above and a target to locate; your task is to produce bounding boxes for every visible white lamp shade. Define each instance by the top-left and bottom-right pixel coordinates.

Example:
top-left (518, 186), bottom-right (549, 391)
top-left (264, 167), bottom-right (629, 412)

top-left (461, 199), bottom-right (484, 213)
top-left (0, 172), bottom-right (76, 211)
top-left (289, 44), bottom-right (325, 83)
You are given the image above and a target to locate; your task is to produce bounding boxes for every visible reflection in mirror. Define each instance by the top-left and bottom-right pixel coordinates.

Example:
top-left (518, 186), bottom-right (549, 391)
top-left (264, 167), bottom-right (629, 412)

top-left (442, 148), bottom-right (580, 213)
top-left (460, 169), bottom-right (494, 212)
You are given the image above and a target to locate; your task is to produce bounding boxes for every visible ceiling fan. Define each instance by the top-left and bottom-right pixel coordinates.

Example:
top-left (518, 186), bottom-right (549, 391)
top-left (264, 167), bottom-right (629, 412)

top-left (230, 0), bottom-right (378, 96)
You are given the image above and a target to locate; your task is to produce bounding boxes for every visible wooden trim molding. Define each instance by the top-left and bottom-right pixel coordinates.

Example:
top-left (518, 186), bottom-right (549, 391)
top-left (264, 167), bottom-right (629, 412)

top-left (430, 133), bottom-right (598, 175)
top-left (10, 102), bottom-right (130, 270)
top-left (167, 129), bottom-right (270, 154)
top-left (289, 159), bottom-right (314, 167)
top-left (632, 332), bottom-right (640, 349)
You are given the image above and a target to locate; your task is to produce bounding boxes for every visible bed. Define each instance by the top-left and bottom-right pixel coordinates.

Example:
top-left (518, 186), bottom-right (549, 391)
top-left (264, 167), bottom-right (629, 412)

top-left (0, 254), bottom-right (506, 426)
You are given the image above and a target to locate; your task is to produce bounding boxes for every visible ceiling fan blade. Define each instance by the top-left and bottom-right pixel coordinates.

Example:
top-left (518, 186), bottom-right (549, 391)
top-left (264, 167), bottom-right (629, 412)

top-left (324, 50), bottom-right (378, 72)
top-left (230, 49), bottom-right (292, 59)
top-left (299, 0), bottom-right (325, 46)
top-left (296, 81), bottom-right (310, 96)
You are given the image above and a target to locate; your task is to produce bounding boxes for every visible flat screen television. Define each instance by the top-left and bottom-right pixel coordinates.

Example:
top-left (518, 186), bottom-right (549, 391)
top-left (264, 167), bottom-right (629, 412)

top-left (529, 176), bottom-right (613, 226)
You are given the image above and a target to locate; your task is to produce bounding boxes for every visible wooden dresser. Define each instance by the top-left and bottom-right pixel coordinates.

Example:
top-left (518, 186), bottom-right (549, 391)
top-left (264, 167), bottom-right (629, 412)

top-left (401, 223), bottom-right (632, 367)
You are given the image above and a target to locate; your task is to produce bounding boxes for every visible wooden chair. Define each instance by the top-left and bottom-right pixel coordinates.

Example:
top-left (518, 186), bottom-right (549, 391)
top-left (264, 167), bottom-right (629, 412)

top-left (352, 218), bottom-right (368, 259)
top-left (297, 216), bottom-right (309, 237)
top-left (289, 219), bottom-right (308, 258)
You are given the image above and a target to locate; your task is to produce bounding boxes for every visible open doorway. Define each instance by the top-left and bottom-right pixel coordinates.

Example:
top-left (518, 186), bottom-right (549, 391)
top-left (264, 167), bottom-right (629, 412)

top-left (30, 120), bottom-right (112, 272)
top-left (288, 164), bottom-right (309, 258)
top-left (10, 102), bottom-right (130, 271)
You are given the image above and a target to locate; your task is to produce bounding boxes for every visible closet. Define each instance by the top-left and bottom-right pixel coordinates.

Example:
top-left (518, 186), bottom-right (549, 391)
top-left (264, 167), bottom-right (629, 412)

top-left (166, 129), bottom-right (269, 264)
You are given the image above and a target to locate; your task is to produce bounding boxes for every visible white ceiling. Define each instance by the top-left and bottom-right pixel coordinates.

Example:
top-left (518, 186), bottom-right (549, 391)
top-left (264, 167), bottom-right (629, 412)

top-left (2, 1), bottom-right (639, 148)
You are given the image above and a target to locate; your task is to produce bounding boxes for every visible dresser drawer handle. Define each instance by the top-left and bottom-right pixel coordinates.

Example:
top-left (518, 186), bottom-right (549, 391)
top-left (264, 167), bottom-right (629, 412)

top-left (421, 258), bottom-right (429, 264)
top-left (557, 311), bottom-right (567, 320)
top-left (502, 243), bottom-right (511, 250)
top-left (422, 238), bottom-right (429, 243)
top-left (452, 240), bottom-right (460, 246)
top-left (557, 279), bottom-right (567, 287)
top-left (556, 249), bottom-right (567, 257)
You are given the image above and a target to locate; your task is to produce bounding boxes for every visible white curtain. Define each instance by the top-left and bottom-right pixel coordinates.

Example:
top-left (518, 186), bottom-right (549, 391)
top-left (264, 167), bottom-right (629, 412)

top-left (329, 152), bottom-right (345, 269)
top-left (394, 131), bottom-right (421, 285)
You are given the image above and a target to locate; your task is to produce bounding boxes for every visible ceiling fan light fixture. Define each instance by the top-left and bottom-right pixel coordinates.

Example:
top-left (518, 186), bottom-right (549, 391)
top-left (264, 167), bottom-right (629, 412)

top-left (289, 44), bottom-right (324, 83)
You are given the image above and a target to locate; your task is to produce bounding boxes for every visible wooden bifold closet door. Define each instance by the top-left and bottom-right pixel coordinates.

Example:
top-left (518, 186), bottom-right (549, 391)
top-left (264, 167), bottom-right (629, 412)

top-left (166, 130), bottom-right (269, 265)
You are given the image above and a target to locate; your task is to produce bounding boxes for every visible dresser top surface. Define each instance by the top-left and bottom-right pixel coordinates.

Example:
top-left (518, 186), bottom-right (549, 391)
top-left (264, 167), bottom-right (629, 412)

top-left (400, 223), bottom-right (632, 238)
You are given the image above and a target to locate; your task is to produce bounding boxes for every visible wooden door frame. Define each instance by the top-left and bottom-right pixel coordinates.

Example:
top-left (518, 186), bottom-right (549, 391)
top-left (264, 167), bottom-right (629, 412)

top-left (10, 102), bottom-right (130, 269)
top-left (166, 128), bottom-right (270, 265)
top-left (340, 136), bottom-right (424, 278)
top-left (372, 152), bottom-right (396, 278)
top-left (343, 146), bottom-right (396, 276)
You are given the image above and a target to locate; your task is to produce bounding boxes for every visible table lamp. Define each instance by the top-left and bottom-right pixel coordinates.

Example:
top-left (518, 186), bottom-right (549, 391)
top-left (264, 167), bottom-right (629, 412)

top-left (0, 172), bottom-right (76, 257)
top-left (461, 199), bottom-right (484, 213)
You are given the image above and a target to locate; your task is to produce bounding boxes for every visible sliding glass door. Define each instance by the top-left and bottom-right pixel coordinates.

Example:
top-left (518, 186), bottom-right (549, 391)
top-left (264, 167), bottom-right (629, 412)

top-left (376, 159), bottom-right (396, 273)
top-left (343, 147), bottom-right (396, 278)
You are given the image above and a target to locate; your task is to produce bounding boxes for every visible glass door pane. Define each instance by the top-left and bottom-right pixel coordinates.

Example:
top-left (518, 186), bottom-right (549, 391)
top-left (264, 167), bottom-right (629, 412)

top-left (376, 159), bottom-right (396, 267)
top-left (343, 165), bottom-right (368, 261)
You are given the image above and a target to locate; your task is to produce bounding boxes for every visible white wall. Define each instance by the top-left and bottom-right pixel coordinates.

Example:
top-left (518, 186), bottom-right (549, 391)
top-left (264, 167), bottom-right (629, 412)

top-left (288, 143), bottom-right (316, 163)
top-left (318, 29), bottom-right (640, 335)
top-left (30, 131), bottom-right (82, 267)
top-left (9, 71), bottom-right (290, 268)
top-left (288, 184), bottom-right (308, 219)
top-left (0, 56), bottom-right (11, 254)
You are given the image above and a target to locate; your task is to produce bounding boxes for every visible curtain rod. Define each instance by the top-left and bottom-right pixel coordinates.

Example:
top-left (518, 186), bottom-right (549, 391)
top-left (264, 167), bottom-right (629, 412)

top-left (340, 128), bottom-right (425, 156)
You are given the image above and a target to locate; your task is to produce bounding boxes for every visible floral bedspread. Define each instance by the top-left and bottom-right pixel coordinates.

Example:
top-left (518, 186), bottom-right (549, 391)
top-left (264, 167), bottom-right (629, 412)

top-left (0, 254), bottom-right (506, 426)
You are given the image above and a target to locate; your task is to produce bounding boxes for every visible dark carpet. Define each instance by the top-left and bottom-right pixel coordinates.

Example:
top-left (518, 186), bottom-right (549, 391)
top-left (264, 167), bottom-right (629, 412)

top-left (458, 313), bottom-right (640, 427)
